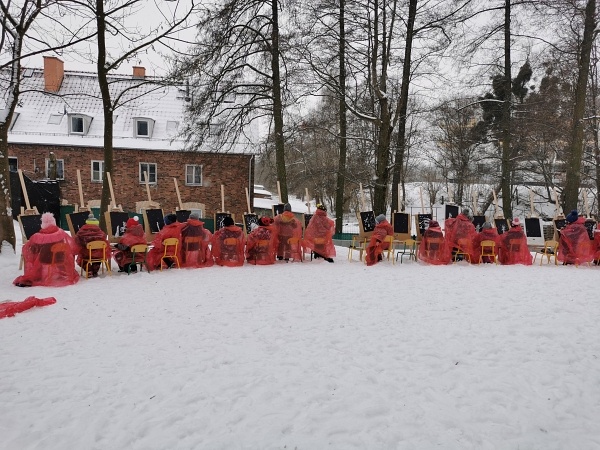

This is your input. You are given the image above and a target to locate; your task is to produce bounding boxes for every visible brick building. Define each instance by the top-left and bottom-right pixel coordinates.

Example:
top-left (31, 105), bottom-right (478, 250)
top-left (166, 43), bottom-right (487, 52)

top-left (5, 57), bottom-right (255, 219)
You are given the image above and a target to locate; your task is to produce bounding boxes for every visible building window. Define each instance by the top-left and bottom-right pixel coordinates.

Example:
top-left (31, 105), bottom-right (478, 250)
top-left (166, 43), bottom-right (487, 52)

top-left (185, 165), bottom-right (202, 186)
top-left (139, 162), bottom-right (157, 184)
top-left (8, 157), bottom-right (18, 172)
top-left (91, 160), bottom-right (104, 183)
top-left (45, 158), bottom-right (64, 180)
top-left (48, 114), bottom-right (63, 125)
top-left (68, 114), bottom-right (92, 135)
top-left (133, 117), bottom-right (155, 138)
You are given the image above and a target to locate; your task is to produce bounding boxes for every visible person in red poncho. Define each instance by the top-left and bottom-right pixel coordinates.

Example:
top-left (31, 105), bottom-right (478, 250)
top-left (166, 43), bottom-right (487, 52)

top-left (558, 210), bottom-right (595, 265)
top-left (14, 212), bottom-right (79, 287)
top-left (594, 229), bottom-right (600, 265)
top-left (212, 216), bottom-right (246, 266)
top-left (303, 204), bottom-right (335, 263)
top-left (147, 213), bottom-right (183, 270)
top-left (418, 219), bottom-right (451, 265)
top-left (246, 216), bottom-right (276, 265)
top-left (444, 208), bottom-right (478, 263)
top-left (498, 217), bottom-right (532, 265)
top-left (74, 213), bottom-right (112, 277)
top-left (365, 214), bottom-right (394, 266)
top-left (180, 212), bottom-right (213, 268)
top-left (473, 222), bottom-right (501, 264)
top-left (113, 216), bottom-right (147, 272)
top-left (273, 203), bottom-right (303, 261)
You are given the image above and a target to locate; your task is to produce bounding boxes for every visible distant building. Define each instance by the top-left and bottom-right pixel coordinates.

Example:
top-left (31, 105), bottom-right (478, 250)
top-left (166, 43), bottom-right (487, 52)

top-left (4, 56), bottom-right (255, 218)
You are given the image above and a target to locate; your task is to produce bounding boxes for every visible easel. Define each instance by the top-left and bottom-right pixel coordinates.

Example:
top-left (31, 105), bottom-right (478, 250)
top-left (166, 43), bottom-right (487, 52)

top-left (135, 171), bottom-right (160, 213)
top-left (349, 183), bottom-right (372, 261)
top-left (17, 169), bottom-right (40, 270)
top-left (214, 184), bottom-right (234, 231)
top-left (306, 188), bottom-right (311, 214)
top-left (492, 189), bottom-right (504, 219)
top-left (75, 170), bottom-right (90, 213)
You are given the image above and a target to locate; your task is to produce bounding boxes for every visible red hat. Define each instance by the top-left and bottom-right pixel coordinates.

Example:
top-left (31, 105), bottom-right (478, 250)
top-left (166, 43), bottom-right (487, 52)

top-left (259, 216), bottom-right (273, 226)
top-left (126, 216), bottom-right (139, 228)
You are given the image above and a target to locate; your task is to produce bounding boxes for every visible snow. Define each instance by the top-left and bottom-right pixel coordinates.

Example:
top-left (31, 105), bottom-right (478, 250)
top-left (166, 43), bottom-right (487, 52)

top-left (1, 223), bottom-right (600, 450)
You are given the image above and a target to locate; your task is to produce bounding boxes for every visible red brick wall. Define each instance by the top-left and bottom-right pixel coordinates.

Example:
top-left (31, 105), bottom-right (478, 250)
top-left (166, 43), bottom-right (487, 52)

top-left (9, 143), bottom-right (255, 219)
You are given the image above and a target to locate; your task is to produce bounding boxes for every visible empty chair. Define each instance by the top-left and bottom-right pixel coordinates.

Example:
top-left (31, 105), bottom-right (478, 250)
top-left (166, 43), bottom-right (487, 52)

top-left (533, 240), bottom-right (559, 266)
top-left (396, 238), bottom-right (417, 264)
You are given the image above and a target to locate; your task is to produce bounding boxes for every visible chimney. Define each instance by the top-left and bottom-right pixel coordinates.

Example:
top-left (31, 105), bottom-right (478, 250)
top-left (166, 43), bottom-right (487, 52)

top-left (133, 66), bottom-right (146, 79)
top-left (43, 56), bottom-right (64, 93)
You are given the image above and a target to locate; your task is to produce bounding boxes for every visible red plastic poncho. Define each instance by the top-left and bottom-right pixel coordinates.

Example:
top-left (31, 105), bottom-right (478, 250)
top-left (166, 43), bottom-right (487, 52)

top-left (499, 226), bottom-right (532, 265)
top-left (112, 223), bottom-right (147, 269)
top-left (13, 225), bottom-right (79, 287)
top-left (273, 211), bottom-right (303, 260)
top-left (365, 220), bottom-right (394, 266)
top-left (444, 214), bottom-right (478, 263)
top-left (0, 296), bottom-right (57, 319)
top-left (212, 224), bottom-right (246, 266)
top-left (558, 218), bottom-right (595, 265)
top-left (147, 222), bottom-right (183, 270)
top-left (418, 226), bottom-right (452, 265)
top-left (594, 231), bottom-right (600, 263)
top-left (74, 224), bottom-right (111, 270)
top-left (473, 227), bottom-right (501, 264)
top-left (303, 209), bottom-right (336, 258)
top-left (180, 219), bottom-right (213, 268)
top-left (246, 225), bottom-right (276, 265)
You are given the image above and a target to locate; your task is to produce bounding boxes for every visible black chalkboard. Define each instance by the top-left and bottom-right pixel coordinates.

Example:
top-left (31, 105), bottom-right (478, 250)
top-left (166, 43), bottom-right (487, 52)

top-left (143, 208), bottom-right (165, 234)
top-left (415, 213), bottom-right (432, 240)
top-left (472, 215), bottom-right (486, 232)
top-left (18, 214), bottom-right (42, 241)
top-left (359, 211), bottom-right (376, 233)
top-left (272, 204), bottom-right (285, 217)
top-left (303, 213), bottom-right (314, 229)
top-left (105, 211), bottom-right (131, 241)
top-left (495, 218), bottom-right (510, 235)
top-left (214, 212), bottom-right (232, 231)
top-left (392, 212), bottom-right (410, 234)
top-left (525, 217), bottom-right (542, 238)
top-left (176, 210), bottom-right (191, 223)
top-left (66, 211), bottom-right (90, 236)
top-left (243, 213), bottom-right (259, 234)
top-left (445, 204), bottom-right (459, 220)
top-left (584, 219), bottom-right (596, 240)
top-left (553, 218), bottom-right (567, 238)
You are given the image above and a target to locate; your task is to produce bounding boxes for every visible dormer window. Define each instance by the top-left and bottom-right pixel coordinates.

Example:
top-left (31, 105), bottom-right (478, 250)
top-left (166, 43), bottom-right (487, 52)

top-left (134, 117), bottom-right (154, 138)
top-left (68, 113), bottom-right (92, 135)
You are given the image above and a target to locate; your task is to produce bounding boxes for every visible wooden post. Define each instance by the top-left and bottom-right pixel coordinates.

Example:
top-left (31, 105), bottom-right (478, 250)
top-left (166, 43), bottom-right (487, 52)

top-left (359, 183), bottom-right (366, 212)
top-left (221, 184), bottom-right (225, 212)
top-left (174, 178), bottom-right (183, 210)
top-left (277, 180), bottom-right (282, 202)
top-left (419, 186), bottom-right (425, 213)
top-left (492, 189), bottom-right (500, 218)
top-left (245, 187), bottom-right (252, 213)
top-left (107, 172), bottom-right (117, 209)
top-left (17, 169), bottom-right (34, 213)
top-left (77, 170), bottom-right (86, 209)
top-left (553, 187), bottom-right (562, 218)
top-left (583, 188), bottom-right (590, 218)
top-left (144, 171), bottom-right (152, 203)
top-left (472, 191), bottom-right (478, 215)
top-left (305, 188), bottom-right (311, 213)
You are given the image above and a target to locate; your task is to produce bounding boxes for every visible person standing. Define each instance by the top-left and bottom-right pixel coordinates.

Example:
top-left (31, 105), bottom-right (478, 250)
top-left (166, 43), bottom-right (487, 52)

top-left (272, 203), bottom-right (302, 261)
top-left (303, 204), bottom-right (335, 263)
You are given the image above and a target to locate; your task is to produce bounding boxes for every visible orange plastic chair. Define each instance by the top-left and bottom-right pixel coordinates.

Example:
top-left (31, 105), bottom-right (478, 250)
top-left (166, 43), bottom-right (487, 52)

top-left (453, 238), bottom-right (472, 263)
top-left (533, 240), bottom-right (558, 266)
top-left (81, 240), bottom-right (112, 278)
top-left (160, 237), bottom-right (180, 270)
top-left (478, 239), bottom-right (498, 264)
top-left (46, 242), bottom-right (71, 281)
top-left (425, 237), bottom-right (443, 260)
top-left (253, 239), bottom-right (271, 263)
top-left (183, 236), bottom-right (204, 265)
top-left (286, 237), bottom-right (303, 262)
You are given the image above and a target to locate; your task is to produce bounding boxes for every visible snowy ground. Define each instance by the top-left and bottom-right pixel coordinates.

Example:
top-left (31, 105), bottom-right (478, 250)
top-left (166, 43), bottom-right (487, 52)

top-left (1, 225), bottom-right (600, 450)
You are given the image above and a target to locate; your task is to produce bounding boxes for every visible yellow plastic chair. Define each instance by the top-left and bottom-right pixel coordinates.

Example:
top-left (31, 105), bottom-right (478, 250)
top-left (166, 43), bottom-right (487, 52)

top-left (425, 237), bottom-right (443, 260)
top-left (160, 237), bottom-right (180, 270)
top-left (81, 240), bottom-right (112, 278)
top-left (382, 235), bottom-right (395, 262)
top-left (348, 236), bottom-right (367, 262)
top-left (128, 243), bottom-right (149, 274)
top-left (478, 239), bottom-right (498, 264)
top-left (533, 240), bottom-right (558, 266)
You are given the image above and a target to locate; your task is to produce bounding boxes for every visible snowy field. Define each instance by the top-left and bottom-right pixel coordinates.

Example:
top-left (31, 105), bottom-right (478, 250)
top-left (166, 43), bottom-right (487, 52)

top-left (1, 225), bottom-right (600, 450)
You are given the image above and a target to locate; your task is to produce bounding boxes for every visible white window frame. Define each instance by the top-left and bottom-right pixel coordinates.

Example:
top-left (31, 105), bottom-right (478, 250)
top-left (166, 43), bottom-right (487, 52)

top-left (133, 117), bottom-right (155, 138)
top-left (185, 164), bottom-right (203, 186)
top-left (68, 113), bottom-right (92, 135)
top-left (139, 162), bottom-right (157, 184)
top-left (45, 158), bottom-right (65, 180)
top-left (91, 160), bottom-right (104, 183)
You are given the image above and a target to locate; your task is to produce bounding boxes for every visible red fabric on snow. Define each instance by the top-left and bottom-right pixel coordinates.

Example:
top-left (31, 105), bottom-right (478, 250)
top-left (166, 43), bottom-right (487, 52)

top-left (272, 211), bottom-right (303, 259)
top-left (180, 219), bottom-right (213, 268)
top-left (365, 220), bottom-right (394, 266)
top-left (0, 296), bottom-right (57, 319)
top-left (13, 225), bottom-right (79, 287)
top-left (147, 222), bottom-right (184, 270)
top-left (418, 226), bottom-right (452, 265)
top-left (212, 225), bottom-right (246, 266)
top-left (499, 225), bottom-right (532, 265)
top-left (302, 209), bottom-right (336, 258)
top-left (246, 225), bottom-right (276, 265)
top-left (558, 218), bottom-right (595, 265)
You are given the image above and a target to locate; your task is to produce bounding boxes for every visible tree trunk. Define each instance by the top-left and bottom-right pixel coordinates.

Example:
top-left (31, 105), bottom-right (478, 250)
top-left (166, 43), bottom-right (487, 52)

top-left (335, 0), bottom-right (347, 234)
top-left (500, 0), bottom-right (512, 218)
top-left (564, 0), bottom-right (596, 212)
top-left (271, 0), bottom-right (288, 204)
top-left (373, 104), bottom-right (391, 214)
top-left (391, 0), bottom-right (417, 213)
